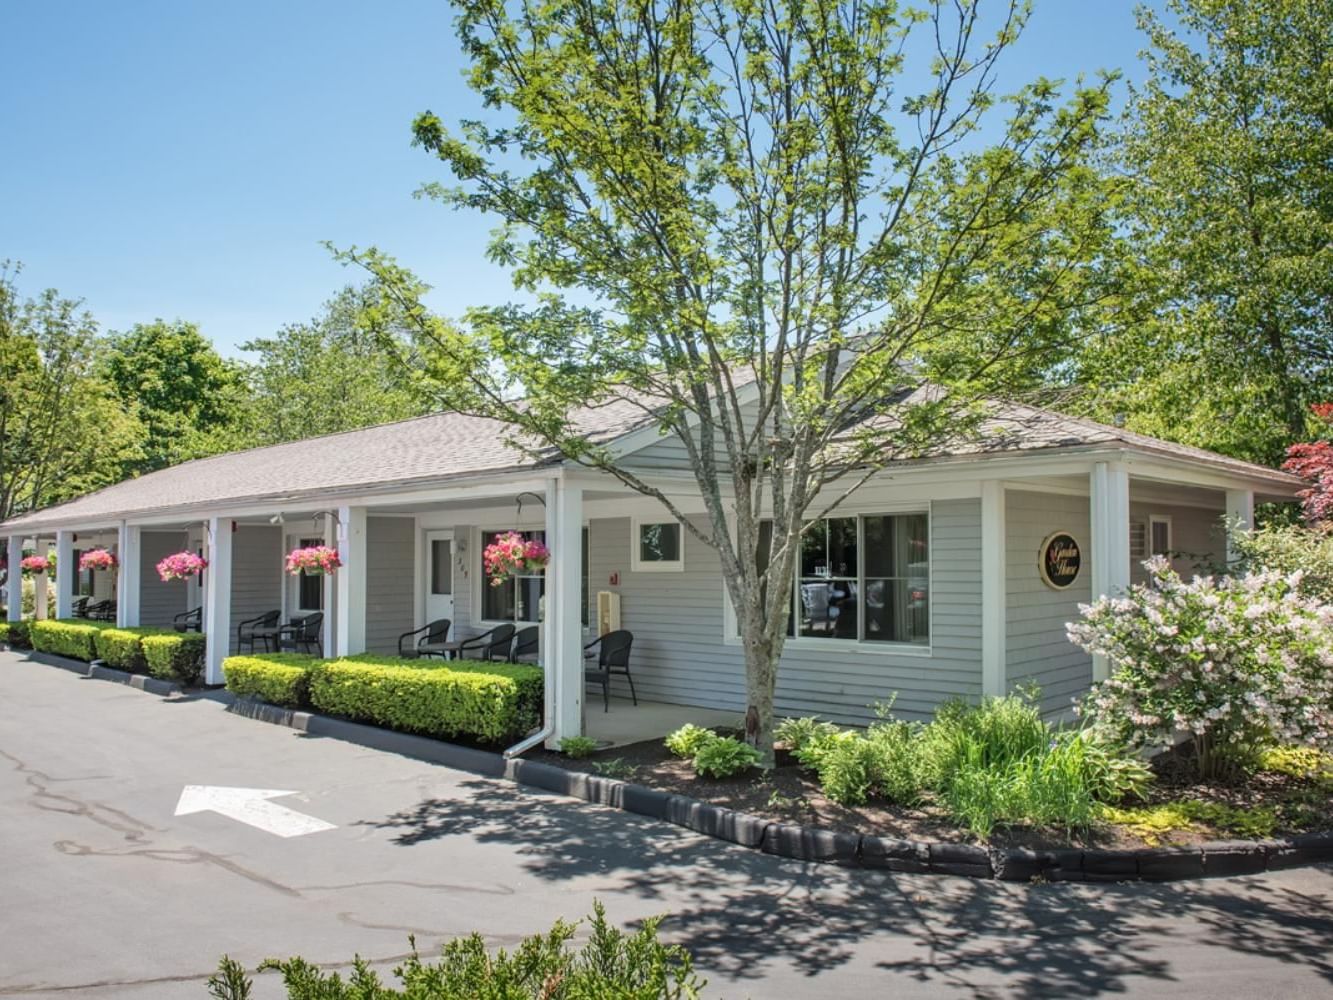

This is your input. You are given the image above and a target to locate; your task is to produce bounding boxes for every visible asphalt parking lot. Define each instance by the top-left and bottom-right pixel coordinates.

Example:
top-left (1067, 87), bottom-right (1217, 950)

top-left (2, 651), bottom-right (1331, 999)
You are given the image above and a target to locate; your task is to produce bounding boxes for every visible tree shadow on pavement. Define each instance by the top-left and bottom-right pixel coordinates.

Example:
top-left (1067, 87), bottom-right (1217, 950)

top-left (364, 779), bottom-right (1333, 998)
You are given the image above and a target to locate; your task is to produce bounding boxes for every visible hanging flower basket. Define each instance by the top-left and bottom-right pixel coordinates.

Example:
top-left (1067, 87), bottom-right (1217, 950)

top-left (79, 549), bottom-right (118, 572)
top-left (285, 545), bottom-right (342, 576)
top-left (19, 555), bottom-right (50, 575)
top-left (157, 551), bottom-right (207, 582)
top-left (483, 531), bottom-right (550, 587)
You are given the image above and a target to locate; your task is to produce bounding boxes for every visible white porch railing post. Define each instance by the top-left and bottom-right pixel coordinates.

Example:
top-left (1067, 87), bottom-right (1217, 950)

top-left (1090, 461), bottom-right (1131, 682)
top-left (5, 536), bottom-right (20, 622)
top-left (546, 477), bottom-right (584, 746)
top-left (33, 538), bottom-right (48, 621)
top-left (116, 522), bottom-right (141, 627)
top-left (1225, 488), bottom-right (1255, 567)
top-left (980, 481), bottom-right (1007, 697)
top-left (203, 517), bottom-right (233, 685)
top-left (335, 506), bottom-right (368, 657)
top-left (55, 530), bottom-right (74, 620)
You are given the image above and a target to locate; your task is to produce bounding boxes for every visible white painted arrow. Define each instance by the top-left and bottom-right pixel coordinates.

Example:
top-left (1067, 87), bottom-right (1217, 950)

top-left (175, 786), bottom-right (336, 838)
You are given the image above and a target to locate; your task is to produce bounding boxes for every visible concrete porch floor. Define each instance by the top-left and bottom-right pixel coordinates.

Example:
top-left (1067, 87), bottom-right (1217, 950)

top-left (583, 694), bottom-right (743, 749)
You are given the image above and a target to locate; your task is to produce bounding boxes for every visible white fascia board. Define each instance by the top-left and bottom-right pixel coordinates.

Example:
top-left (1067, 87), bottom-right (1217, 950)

top-left (1119, 454), bottom-right (1302, 495)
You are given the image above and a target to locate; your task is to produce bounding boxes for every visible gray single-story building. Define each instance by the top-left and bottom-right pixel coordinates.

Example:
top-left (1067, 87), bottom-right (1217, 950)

top-left (1, 398), bottom-right (1302, 747)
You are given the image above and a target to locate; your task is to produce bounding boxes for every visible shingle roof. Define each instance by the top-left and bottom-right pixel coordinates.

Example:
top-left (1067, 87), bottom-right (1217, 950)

top-left (0, 398), bottom-right (655, 531)
top-left (0, 392), bottom-right (1300, 532)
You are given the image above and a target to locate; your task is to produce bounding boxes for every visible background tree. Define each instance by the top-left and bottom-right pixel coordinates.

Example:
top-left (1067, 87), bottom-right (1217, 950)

top-left (344, 0), bottom-right (1117, 762)
top-left (102, 319), bottom-right (247, 474)
top-left (235, 284), bottom-right (433, 447)
top-left (1073, 0), bottom-right (1333, 465)
top-left (0, 264), bottom-right (143, 523)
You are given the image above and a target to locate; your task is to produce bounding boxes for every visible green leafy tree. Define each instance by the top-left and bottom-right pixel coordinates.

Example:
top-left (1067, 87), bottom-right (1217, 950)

top-left (235, 284), bottom-right (432, 447)
top-left (0, 263), bottom-right (143, 524)
top-left (343, 0), bottom-right (1117, 763)
top-left (1075, 0), bottom-right (1333, 464)
top-left (103, 319), bottom-right (247, 474)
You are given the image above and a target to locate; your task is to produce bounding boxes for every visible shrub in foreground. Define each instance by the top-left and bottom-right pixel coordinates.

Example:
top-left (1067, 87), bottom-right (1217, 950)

top-left (93, 627), bottom-right (152, 672)
top-left (0, 621), bottom-right (32, 649)
top-left (309, 657), bottom-right (543, 744)
top-left (559, 735), bottom-right (599, 758)
top-left (1069, 557), bottom-right (1333, 778)
top-left (223, 654), bottom-right (321, 708)
top-left (29, 619), bottom-right (104, 661)
top-left (142, 632), bottom-right (206, 685)
top-left (206, 902), bottom-right (704, 999)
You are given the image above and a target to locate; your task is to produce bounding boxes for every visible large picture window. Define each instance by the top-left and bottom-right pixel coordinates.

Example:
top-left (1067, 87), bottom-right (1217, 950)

top-left (746, 512), bottom-right (929, 646)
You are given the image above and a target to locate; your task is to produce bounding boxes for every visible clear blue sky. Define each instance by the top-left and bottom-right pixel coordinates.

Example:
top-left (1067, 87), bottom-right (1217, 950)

top-left (2, 1), bottom-right (1160, 358)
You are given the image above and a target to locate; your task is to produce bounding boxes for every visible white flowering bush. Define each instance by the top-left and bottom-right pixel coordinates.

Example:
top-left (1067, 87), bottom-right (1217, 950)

top-left (1068, 557), bottom-right (1333, 778)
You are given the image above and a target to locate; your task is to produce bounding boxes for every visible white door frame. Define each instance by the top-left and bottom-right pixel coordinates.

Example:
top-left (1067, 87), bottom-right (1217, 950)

top-left (423, 529), bottom-right (456, 628)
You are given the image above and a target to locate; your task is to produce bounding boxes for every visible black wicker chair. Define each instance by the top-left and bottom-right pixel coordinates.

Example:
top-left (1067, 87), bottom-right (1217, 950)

top-left (456, 622), bottom-right (515, 662)
top-left (509, 625), bottom-right (539, 663)
top-left (277, 612), bottom-right (324, 656)
top-left (71, 597), bottom-right (91, 619)
top-left (173, 607), bottom-right (203, 633)
top-left (584, 630), bottom-right (635, 712)
top-left (398, 618), bottom-right (451, 658)
top-left (237, 610), bottom-right (281, 653)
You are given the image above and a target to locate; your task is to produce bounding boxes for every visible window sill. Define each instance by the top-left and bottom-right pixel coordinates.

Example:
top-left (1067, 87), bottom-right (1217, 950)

top-left (722, 633), bottom-right (933, 658)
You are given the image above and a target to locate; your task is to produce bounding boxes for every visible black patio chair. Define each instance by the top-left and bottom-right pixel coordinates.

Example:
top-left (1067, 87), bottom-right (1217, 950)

top-left (71, 597), bottom-right (91, 619)
top-left (277, 612), bottom-right (323, 656)
top-left (86, 599), bottom-right (116, 622)
top-left (398, 618), bottom-right (451, 658)
top-left (173, 606), bottom-right (203, 633)
top-left (584, 629), bottom-right (635, 712)
top-left (237, 610), bottom-right (281, 653)
top-left (509, 625), bottom-right (539, 663)
top-left (455, 622), bottom-right (515, 662)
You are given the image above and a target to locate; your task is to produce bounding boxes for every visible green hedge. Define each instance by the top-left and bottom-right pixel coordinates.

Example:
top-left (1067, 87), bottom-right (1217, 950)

top-left (309, 656), bottom-right (543, 744)
top-left (223, 653), bottom-right (320, 708)
top-left (0, 621), bottom-right (28, 649)
top-left (142, 632), bottom-right (206, 686)
top-left (29, 620), bottom-right (104, 661)
top-left (94, 627), bottom-right (152, 672)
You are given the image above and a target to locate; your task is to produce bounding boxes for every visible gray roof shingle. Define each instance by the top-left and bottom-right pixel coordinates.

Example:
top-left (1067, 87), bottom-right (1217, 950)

top-left (0, 393), bottom-right (1300, 532)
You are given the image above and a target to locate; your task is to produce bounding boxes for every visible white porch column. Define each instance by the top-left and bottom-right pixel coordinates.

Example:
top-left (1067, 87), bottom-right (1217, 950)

top-left (335, 506), bottom-right (368, 657)
top-left (980, 481), bottom-right (1007, 698)
top-left (55, 531), bottom-right (74, 620)
top-left (116, 522), bottom-right (141, 627)
top-left (7, 537), bottom-right (22, 622)
top-left (203, 517), bottom-right (233, 685)
top-left (33, 539), bottom-right (48, 621)
top-left (546, 477), bottom-right (584, 746)
top-left (1225, 488), bottom-right (1255, 567)
top-left (1090, 461), bottom-right (1131, 682)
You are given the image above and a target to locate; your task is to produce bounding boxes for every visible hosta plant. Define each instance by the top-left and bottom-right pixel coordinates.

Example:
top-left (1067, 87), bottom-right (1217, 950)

top-left (664, 723), bottom-right (717, 759)
top-left (692, 736), bottom-right (760, 779)
top-left (1069, 557), bottom-right (1333, 778)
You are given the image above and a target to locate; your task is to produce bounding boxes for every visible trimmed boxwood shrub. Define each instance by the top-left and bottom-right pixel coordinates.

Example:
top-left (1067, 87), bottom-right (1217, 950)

top-left (141, 632), bottom-right (206, 686)
top-left (94, 627), bottom-right (152, 672)
top-left (223, 653), bottom-right (320, 708)
top-left (29, 619), bottom-right (104, 661)
top-left (0, 621), bottom-right (28, 649)
top-left (309, 656), bottom-right (543, 744)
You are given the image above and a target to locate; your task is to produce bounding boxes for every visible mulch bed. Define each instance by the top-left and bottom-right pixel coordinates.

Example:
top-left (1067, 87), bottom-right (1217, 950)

top-left (531, 735), bottom-right (1333, 852)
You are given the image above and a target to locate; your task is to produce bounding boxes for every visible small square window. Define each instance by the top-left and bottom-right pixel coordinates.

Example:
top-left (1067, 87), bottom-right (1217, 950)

top-left (1149, 515), bottom-right (1172, 557)
top-left (631, 519), bottom-right (684, 571)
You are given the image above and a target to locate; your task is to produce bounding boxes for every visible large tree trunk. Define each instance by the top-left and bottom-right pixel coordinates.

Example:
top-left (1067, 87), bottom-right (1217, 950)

top-left (740, 628), bottom-right (781, 769)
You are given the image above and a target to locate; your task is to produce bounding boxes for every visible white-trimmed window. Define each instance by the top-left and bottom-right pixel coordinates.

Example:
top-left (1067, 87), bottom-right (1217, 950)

top-left (295, 536), bottom-right (324, 611)
top-left (745, 512), bottom-right (930, 646)
top-left (630, 518), bottom-right (684, 572)
top-left (1149, 514), bottom-right (1172, 557)
top-left (481, 529), bottom-right (546, 623)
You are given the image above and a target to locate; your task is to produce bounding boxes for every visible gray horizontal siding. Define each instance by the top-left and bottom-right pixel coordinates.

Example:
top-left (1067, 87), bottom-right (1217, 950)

top-left (1005, 490), bottom-right (1092, 715)
top-left (1129, 500), bottom-right (1226, 585)
top-left (138, 530), bottom-right (189, 627)
top-left (366, 517), bottom-right (415, 655)
top-left (586, 500), bottom-right (983, 726)
top-left (229, 525), bottom-right (282, 654)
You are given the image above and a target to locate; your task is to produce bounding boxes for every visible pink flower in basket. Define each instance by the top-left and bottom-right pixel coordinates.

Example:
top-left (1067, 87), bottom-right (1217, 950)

top-left (79, 549), bottom-right (118, 572)
top-left (483, 531), bottom-right (550, 586)
top-left (285, 545), bottom-right (342, 576)
top-left (157, 551), bottom-right (207, 582)
top-left (19, 555), bottom-right (50, 574)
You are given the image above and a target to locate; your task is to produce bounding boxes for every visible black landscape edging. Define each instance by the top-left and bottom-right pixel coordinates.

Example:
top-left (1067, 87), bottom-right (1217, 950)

top-left (13, 647), bottom-right (1332, 883)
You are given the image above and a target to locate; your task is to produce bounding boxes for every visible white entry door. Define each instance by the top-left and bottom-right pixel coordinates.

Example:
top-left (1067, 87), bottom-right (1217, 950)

top-left (425, 530), bottom-right (455, 625)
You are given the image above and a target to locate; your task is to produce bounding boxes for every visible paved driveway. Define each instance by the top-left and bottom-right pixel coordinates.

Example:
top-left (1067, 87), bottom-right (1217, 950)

top-left (1, 652), bottom-right (1331, 999)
